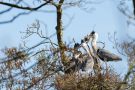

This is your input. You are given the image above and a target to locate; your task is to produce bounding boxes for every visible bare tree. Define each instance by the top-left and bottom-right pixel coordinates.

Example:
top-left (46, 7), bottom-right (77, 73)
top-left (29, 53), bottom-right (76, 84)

top-left (1, 0), bottom-right (133, 90)
top-left (0, 0), bottom-right (95, 89)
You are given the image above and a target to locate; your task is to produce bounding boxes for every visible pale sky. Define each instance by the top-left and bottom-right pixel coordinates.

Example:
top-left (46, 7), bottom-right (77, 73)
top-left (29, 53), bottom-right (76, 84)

top-left (0, 0), bottom-right (133, 76)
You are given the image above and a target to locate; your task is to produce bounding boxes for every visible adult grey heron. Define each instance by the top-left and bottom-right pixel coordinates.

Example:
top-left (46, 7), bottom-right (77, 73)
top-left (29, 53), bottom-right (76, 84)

top-left (79, 39), bottom-right (94, 74)
top-left (81, 36), bottom-right (101, 75)
top-left (90, 31), bottom-right (122, 62)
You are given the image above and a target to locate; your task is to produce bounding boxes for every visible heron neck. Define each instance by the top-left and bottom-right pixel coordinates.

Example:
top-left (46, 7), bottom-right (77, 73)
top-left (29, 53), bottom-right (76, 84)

top-left (91, 39), bottom-right (98, 52)
top-left (82, 44), bottom-right (92, 58)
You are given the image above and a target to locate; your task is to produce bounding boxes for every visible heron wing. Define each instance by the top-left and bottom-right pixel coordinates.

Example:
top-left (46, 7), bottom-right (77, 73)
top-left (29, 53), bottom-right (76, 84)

top-left (97, 48), bottom-right (122, 61)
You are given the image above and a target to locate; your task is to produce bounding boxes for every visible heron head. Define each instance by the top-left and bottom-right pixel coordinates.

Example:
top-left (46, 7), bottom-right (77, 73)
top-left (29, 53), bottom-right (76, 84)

top-left (84, 35), bottom-right (90, 43)
top-left (90, 31), bottom-right (98, 41)
top-left (81, 39), bottom-right (87, 47)
top-left (91, 31), bottom-right (95, 35)
top-left (80, 39), bottom-right (88, 51)
top-left (74, 43), bottom-right (80, 49)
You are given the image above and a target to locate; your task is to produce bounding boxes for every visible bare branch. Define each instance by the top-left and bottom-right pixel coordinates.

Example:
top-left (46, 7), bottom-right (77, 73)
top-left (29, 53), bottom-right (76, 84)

top-left (0, 12), bottom-right (31, 24)
top-left (133, 0), bottom-right (135, 16)
top-left (0, 1), bottom-right (51, 11)
top-left (108, 32), bottom-right (127, 56)
top-left (0, 0), bottom-right (22, 14)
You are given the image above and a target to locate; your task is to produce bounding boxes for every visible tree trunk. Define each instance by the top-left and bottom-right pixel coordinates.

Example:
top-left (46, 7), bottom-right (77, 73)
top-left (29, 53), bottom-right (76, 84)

top-left (55, 0), bottom-right (68, 66)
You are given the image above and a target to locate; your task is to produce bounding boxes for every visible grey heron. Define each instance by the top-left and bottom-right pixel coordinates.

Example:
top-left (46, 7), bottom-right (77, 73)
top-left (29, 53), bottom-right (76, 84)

top-left (81, 36), bottom-right (101, 75)
top-left (90, 31), bottom-right (122, 62)
top-left (79, 39), bottom-right (94, 74)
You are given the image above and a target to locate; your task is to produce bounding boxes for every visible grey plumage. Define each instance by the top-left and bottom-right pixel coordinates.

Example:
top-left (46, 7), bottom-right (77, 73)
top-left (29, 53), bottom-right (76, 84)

top-left (65, 43), bottom-right (82, 74)
top-left (65, 40), bottom-right (94, 74)
top-left (80, 39), bottom-right (94, 73)
top-left (97, 48), bottom-right (122, 61)
top-left (90, 31), bottom-right (122, 62)
top-left (81, 55), bottom-right (94, 72)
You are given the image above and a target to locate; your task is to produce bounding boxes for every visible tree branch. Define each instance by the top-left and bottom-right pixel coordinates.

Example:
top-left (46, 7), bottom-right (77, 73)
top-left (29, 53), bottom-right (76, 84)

top-left (59, 0), bottom-right (64, 6)
top-left (133, 0), bottom-right (135, 16)
top-left (0, 12), bottom-right (31, 24)
top-left (0, 1), bottom-right (50, 11)
top-left (0, 0), bottom-right (22, 14)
